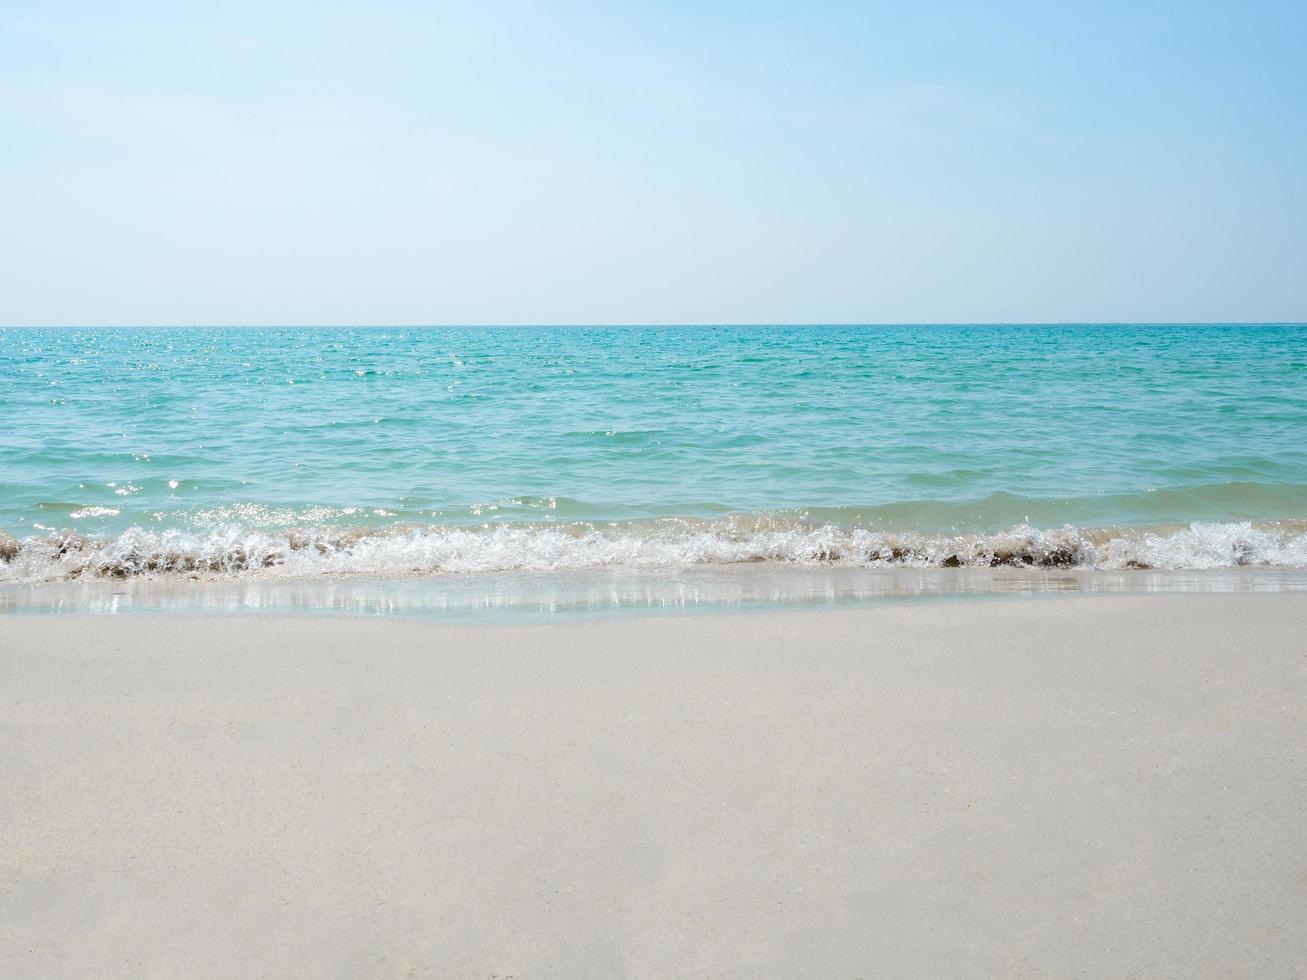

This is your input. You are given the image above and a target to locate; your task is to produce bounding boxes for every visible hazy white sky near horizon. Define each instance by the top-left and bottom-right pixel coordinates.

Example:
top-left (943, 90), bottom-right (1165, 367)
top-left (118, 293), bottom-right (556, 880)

top-left (2, 1), bottom-right (1305, 325)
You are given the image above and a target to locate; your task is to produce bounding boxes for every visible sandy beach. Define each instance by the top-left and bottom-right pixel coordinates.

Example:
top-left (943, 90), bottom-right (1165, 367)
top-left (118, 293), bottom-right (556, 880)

top-left (3, 594), bottom-right (1305, 978)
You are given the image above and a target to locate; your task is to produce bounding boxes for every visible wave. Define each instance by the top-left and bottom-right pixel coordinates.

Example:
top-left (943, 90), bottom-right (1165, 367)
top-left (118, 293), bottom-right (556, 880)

top-left (3, 516), bottom-right (1307, 583)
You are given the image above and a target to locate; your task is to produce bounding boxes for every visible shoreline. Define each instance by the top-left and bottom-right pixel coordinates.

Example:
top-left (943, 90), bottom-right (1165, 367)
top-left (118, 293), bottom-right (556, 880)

top-left (4, 563), bottom-right (1307, 621)
top-left (4, 594), bottom-right (1306, 976)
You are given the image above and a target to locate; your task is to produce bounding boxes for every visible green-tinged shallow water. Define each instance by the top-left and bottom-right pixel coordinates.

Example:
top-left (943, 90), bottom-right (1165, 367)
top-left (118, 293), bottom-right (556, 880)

top-left (2, 324), bottom-right (1306, 582)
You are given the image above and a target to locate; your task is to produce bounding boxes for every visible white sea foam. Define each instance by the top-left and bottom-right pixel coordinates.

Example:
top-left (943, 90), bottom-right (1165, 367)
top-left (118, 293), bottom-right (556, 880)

top-left (3, 518), bottom-right (1307, 583)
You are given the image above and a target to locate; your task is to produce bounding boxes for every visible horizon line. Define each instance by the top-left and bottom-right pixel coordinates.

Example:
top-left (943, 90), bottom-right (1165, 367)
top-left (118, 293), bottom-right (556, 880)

top-left (4, 321), bottom-right (1307, 329)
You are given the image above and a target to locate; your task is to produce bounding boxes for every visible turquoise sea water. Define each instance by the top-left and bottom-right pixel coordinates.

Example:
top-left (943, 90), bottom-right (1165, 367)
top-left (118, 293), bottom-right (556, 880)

top-left (2, 324), bottom-right (1306, 584)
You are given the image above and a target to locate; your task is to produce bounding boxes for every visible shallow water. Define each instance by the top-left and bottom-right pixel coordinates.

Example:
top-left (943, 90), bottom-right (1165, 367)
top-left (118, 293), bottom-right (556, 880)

top-left (2, 324), bottom-right (1306, 586)
top-left (6, 566), bottom-right (1307, 623)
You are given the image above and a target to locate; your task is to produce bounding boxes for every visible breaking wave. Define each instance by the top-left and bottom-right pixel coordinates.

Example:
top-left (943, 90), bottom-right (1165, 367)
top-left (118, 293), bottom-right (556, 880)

top-left (3, 516), bottom-right (1307, 583)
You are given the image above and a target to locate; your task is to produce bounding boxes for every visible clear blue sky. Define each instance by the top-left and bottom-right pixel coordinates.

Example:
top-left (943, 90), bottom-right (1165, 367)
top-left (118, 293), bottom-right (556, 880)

top-left (2, 1), bottom-right (1304, 325)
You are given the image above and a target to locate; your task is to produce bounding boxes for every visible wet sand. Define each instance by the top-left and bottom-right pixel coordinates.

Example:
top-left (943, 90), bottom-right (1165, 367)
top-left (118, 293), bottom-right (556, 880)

top-left (3, 595), bottom-right (1305, 977)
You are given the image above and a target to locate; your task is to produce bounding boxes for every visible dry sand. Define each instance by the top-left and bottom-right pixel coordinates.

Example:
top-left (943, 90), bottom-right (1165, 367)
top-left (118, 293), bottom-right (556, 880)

top-left (2, 594), bottom-right (1306, 978)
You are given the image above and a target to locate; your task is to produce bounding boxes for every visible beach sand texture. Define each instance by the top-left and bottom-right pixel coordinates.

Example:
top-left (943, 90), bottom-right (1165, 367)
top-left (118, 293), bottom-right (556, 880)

top-left (3, 595), bottom-right (1305, 977)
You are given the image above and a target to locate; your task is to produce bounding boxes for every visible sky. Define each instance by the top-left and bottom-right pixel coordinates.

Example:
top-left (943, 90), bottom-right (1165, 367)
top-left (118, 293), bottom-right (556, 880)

top-left (1, 1), bottom-right (1304, 325)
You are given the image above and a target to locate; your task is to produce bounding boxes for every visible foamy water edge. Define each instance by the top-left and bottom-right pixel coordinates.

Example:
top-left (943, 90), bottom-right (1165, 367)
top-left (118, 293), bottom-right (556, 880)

top-left (3, 517), bottom-right (1307, 583)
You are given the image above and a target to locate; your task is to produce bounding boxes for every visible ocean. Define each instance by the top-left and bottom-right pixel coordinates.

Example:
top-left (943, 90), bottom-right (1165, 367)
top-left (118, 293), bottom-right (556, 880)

top-left (3, 324), bottom-right (1307, 609)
